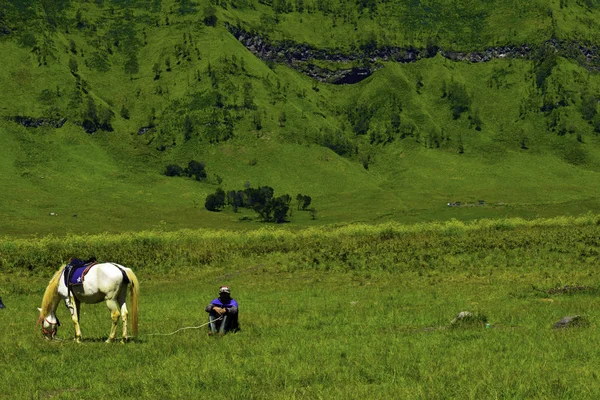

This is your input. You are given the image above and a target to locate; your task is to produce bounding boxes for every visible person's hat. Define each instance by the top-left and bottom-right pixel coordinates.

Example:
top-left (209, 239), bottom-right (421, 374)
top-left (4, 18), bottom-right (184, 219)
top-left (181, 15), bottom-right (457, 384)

top-left (219, 286), bottom-right (230, 294)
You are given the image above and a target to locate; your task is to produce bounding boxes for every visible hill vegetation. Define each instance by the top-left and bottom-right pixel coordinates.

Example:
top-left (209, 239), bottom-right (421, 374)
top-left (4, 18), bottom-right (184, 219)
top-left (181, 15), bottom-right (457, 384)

top-left (1, 0), bottom-right (600, 236)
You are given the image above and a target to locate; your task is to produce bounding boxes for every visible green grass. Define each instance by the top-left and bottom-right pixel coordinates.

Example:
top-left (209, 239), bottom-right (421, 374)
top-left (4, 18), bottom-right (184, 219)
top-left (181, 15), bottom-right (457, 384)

top-left (2, 217), bottom-right (600, 398)
top-left (2, 2), bottom-right (600, 396)
top-left (224, 0), bottom-right (600, 50)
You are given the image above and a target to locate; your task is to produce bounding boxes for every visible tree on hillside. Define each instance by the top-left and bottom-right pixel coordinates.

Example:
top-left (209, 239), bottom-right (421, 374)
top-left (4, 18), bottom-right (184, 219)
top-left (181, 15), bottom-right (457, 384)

top-left (124, 53), bottom-right (139, 79)
top-left (593, 115), bottom-right (600, 134)
top-left (205, 188), bottom-right (226, 211)
top-left (447, 80), bottom-right (471, 119)
top-left (203, 5), bottom-right (217, 26)
top-left (271, 194), bottom-right (291, 223)
top-left (178, 0), bottom-right (198, 15)
top-left (227, 190), bottom-right (245, 212)
top-left (153, 62), bottom-right (161, 80)
top-left (69, 39), bottom-right (77, 55)
top-left (581, 92), bottom-right (598, 122)
top-left (245, 186), bottom-right (274, 209)
top-left (470, 110), bottom-right (482, 131)
top-left (296, 194), bottom-right (312, 210)
top-left (253, 111), bottom-right (262, 131)
top-left (186, 160), bottom-right (207, 181)
top-left (391, 112), bottom-right (401, 133)
top-left (296, 194), bottom-right (304, 210)
top-left (533, 44), bottom-right (557, 92)
top-left (222, 109), bottom-right (234, 141)
top-left (85, 96), bottom-right (97, 123)
top-left (120, 105), bottom-right (130, 120)
top-left (348, 104), bottom-right (373, 135)
top-left (319, 128), bottom-right (356, 157)
top-left (250, 192), bottom-right (291, 223)
top-left (278, 111), bottom-right (287, 127)
top-left (353, 114), bottom-right (370, 136)
top-left (243, 82), bottom-right (255, 109)
top-left (69, 57), bottom-right (78, 75)
top-left (97, 105), bottom-right (114, 131)
top-left (184, 115), bottom-right (194, 141)
top-left (165, 164), bottom-right (183, 176)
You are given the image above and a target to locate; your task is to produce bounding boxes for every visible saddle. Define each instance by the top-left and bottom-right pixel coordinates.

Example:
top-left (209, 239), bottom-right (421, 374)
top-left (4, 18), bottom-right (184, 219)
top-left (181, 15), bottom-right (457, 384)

top-left (64, 257), bottom-right (97, 288)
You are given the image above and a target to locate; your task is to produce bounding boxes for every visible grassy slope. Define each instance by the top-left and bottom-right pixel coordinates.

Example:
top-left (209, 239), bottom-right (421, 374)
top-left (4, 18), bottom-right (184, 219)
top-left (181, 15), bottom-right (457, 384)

top-left (0, 0), bottom-right (600, 237)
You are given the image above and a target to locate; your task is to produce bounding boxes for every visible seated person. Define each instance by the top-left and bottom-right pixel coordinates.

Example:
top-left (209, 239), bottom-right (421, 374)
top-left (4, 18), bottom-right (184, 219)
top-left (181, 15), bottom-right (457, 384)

top-left (205, 286), bottom-right (239, 335)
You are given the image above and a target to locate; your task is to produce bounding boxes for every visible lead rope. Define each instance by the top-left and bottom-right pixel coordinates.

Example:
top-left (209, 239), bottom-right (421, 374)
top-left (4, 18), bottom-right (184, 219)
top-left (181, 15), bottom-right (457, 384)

top-left (147, 316), bottom-right (223, 336)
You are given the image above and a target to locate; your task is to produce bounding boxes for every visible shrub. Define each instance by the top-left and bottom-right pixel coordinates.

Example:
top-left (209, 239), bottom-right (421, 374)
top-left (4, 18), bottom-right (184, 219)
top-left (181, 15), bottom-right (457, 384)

top-left (205, 188), bottom-right (226, 211)
top-left (186, 160), bottom-right (207, 181)
top-left (165, 164), bottom-right (183, 177)
top-left (447, 80), bottom-right (471, 119)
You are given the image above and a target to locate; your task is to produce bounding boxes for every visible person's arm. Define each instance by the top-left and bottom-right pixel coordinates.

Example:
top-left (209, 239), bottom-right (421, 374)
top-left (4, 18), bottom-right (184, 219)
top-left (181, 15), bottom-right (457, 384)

top-left (225, 299), bottom-right (238, 315)
top-left (206, 300), bottom-right (220, 313)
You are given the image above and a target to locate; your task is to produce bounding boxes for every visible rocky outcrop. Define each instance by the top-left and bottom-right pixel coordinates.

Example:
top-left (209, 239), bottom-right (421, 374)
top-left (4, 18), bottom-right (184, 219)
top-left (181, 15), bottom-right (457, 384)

top-left (137, 125), bottom-right (155, 135)
top-left (10, 116), bottom-right (67, 128)
top-left (227, 24), bottom-right (600, 83)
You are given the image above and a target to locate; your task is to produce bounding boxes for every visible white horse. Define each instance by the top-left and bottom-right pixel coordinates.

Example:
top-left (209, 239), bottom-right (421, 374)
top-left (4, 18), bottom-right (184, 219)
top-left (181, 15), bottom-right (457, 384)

top-left (37, 262), bottom-right (139, 343)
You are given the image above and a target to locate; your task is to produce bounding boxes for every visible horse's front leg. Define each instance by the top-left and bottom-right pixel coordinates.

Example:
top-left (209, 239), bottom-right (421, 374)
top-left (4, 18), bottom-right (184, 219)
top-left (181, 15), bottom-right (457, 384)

top-left (65, 296), bottom-right (82, 343)
top-left (106, 299), bottom-right (120, 343)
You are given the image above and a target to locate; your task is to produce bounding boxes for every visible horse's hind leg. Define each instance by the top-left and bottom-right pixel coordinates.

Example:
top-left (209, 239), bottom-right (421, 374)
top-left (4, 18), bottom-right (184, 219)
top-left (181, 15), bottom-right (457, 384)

top-left (118, 290), bottom-right (129, 342)
top-left (105, 299), bottom-right (120, 343)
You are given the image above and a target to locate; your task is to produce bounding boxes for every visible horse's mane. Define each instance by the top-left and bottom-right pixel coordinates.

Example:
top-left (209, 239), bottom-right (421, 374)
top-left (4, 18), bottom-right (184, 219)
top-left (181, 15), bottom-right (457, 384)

top-left (39, 266), bottom-right (63, 320)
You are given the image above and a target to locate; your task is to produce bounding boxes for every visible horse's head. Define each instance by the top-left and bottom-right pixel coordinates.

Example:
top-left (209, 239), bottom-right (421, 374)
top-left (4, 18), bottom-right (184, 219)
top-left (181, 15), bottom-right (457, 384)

top-left (37, 308), bottom-right (60, 340)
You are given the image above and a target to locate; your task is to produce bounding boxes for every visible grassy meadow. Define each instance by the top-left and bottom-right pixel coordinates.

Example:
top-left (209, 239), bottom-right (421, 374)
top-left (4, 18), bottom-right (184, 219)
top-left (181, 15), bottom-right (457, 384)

top-left (2, 1), bottom-right (600, 397)
top-left (1, 215), bottom-right (600, 398)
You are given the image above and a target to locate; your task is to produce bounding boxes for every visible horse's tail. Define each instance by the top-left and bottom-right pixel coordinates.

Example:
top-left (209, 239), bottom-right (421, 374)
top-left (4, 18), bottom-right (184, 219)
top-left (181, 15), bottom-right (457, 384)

top-left (125, 268), bottom-right (139, 337)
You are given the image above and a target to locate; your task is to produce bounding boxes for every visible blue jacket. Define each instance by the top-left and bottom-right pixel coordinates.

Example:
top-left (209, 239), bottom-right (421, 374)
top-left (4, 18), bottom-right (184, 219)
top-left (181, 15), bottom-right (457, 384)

top-left (206, 298), bottom-right (238, 315)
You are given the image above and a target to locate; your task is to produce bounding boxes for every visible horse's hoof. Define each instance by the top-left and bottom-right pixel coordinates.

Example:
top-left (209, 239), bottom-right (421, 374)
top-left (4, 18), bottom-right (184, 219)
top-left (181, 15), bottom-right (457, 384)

top-left (105, 338), bottom-right (114, 344)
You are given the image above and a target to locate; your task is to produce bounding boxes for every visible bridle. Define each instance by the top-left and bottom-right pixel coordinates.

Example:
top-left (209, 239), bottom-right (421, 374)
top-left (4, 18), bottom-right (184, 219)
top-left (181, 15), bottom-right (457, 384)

top-left (40, 316), bottom-right (61, 339)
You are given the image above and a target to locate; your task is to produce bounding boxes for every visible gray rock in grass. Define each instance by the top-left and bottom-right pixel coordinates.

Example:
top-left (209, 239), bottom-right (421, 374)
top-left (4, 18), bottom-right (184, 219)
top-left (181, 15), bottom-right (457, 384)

top-left (552, 315), bottom-right (589, 329)
top-left (450, 311), bottom-right (488, 327)
top-left (451, 311), bottom-right (474, 324)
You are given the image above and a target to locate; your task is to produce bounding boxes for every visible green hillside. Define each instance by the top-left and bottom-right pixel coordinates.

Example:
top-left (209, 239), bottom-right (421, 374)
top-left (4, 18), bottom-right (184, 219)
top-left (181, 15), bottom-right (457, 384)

top-left (1, 0), bottom-right (600, 237)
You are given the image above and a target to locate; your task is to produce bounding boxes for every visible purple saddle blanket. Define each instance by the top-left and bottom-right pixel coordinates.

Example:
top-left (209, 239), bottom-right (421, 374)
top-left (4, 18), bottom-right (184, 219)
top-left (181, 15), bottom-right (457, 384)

top-left (64, 258), bottom-right (97, 286)
top-left (69, 267), bottom-right (88, 285)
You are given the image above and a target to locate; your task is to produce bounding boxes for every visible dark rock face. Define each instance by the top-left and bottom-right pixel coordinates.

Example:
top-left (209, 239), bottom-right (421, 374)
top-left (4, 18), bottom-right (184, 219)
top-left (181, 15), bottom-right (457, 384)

top-left (226, 23), bottom-right (600, 83)
top-left (10, 116), bottom-right (67, 128)
top-left (227, 24), bottom-right (377, 83)
top-left (331, 68), bottom-right (373, 84)
top-left (298, 63), bottom-right (377, 84)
